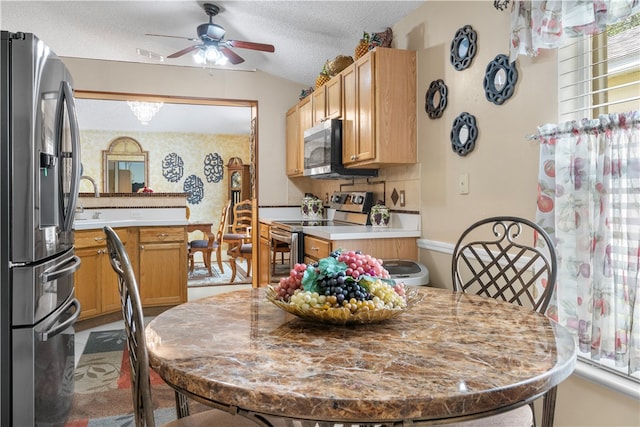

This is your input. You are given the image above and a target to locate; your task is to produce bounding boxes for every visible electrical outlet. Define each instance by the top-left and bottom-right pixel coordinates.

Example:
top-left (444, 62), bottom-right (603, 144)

top-left (399, 190), bottom-right (406, 207)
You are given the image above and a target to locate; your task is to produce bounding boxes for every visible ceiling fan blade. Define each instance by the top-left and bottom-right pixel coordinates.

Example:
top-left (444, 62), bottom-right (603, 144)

top-left (219, 47), bottom-right (245, 65)
top-left (228, 40), bottom-right (275, 53)
top-left (167, 45), bottom-right (202, 59)
top-left (145, 33), bottom-right (198, 42)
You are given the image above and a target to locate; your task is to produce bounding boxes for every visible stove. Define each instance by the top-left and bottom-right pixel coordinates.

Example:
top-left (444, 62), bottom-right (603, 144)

top-left (270, 191), bottom-right (374, 272)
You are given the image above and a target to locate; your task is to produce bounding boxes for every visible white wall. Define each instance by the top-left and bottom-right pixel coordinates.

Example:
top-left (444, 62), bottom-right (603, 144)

top-left (62, 58), bottom-right (305, 206)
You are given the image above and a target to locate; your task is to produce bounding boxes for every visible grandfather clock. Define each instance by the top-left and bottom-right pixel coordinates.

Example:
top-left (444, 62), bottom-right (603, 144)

top-left (227, 157), bottom-right (251, 223)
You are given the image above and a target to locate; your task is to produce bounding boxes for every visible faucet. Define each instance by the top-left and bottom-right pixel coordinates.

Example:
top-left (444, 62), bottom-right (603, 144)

top-left (80, 175), bottom-right (100, 197)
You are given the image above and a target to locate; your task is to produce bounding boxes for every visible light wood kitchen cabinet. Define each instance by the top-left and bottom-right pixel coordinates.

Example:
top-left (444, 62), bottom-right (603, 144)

top-left (258, 221), bottom-right (272, 286)
top-left (285, 105), bottom-right (303, 177)
top-left (75, 228), bottom-right (130, 320)
top-left (138, 226), bottom-right (187, 307)
top-left (304, 234), bottom-right (418, 264)
top-left (342, 47), bottom-right (416, 168)
top-left (312, 74), bottom-right (342, 124)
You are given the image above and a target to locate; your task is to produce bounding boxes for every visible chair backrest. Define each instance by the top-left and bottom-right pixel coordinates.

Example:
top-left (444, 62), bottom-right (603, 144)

top-left (215, 200), bottom-right (232, 242)
top-left (230, 199), bottom-right (253, 236)
top-left (103, 226), bottom-right (156, 427)
top-left (451, 216), bottom-right (557, 314)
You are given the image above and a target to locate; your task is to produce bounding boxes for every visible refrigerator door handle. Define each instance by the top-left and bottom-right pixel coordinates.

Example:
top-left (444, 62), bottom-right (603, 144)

top-left (58, 80), bottom-right (81, 233)
top-left (40, 297), bottom-right (81, 342)
top-left (40, 254), bottom-right (81, 283)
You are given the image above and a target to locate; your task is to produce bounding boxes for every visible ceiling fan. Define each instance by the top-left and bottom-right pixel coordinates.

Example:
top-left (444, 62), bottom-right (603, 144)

top-left (147, 3), bottom-right (275, 65)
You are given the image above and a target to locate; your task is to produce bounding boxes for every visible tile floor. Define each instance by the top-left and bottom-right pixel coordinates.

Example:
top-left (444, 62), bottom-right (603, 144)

top-left (74, 283), bottom-right (251, 366)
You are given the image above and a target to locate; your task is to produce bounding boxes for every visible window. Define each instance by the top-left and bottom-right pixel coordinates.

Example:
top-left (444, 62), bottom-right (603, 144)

top-left (552, 12), bottom-right (640, 391)
top-left (558, 12), bottom-right (640, 121)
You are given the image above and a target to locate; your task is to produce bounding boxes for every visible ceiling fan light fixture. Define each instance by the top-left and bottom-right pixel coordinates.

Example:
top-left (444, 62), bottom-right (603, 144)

top-left (194, 46), bottom-right (228, 66)
top-left (127, 101), bottom-right (163, 125)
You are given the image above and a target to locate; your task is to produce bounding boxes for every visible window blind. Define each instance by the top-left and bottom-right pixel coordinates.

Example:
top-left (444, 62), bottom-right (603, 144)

top-left (558, 13), bottom-right (640, 122)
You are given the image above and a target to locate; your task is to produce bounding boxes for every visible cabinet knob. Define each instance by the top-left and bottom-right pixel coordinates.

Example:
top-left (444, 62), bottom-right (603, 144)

top-left (156, 233), bottom-right (169, 238)
top-left (94, 236), bottom-right (105, 242)
top-left (310, 246), bottom-right (319, 252)
top-left (350, 155), bottom-right (356, 160)
top-left (140, 245), bottom-right (145, 250)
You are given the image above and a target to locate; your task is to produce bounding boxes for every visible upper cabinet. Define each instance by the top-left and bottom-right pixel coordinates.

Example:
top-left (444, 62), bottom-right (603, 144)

top-left (285, 105), bottom-right (303, 177)
top-left (312, 74), bottom-right (342, 125)
top-left (343, 47), bottom-right (416, 168)
top-left (285, 47), bottom-right (416, 177)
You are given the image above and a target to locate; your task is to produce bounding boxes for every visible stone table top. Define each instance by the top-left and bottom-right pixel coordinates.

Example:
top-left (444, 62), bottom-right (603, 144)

top-left (145, 287), bottom-right (576, 425)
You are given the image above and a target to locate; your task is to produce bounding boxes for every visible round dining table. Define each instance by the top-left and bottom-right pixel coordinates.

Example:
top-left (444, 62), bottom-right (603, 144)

top-left (145, 286), bottom-right (576, 426)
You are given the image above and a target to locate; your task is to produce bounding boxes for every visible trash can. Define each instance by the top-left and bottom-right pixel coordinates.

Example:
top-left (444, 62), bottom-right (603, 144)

top-left (383, 259), bottom-right (430, 286)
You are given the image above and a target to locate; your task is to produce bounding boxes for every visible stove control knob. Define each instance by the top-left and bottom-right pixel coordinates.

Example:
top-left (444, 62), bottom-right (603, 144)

top-left (353, 195), bottom-right (363, 204)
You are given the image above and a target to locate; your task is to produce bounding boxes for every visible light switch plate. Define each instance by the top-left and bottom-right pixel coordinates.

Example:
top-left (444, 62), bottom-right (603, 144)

top-left (459, 173), bottom-right (469, 195)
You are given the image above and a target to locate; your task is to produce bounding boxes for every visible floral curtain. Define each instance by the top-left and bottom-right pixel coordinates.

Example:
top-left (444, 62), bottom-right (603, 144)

top-left (510, 0), bottom-right (640, 61)
top-left (535, 111), bottom-right (640, 375)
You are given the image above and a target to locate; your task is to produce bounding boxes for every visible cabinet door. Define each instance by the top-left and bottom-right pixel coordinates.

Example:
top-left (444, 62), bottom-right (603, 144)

top-left (138, 227), bottom-right (187, 306)
top-left (342, 63), bottom-right (358, 165)
top-left (285, 106), bottom-right (302, 177)
top-left (139, 241), bottom-right (185, 306)
top-left (355, 53), bottom-right (375, 162)
top-left (325, 75), bottom-right (342, 119)
top-left (75, 246), bottom-right (101, 320)
top-left (311, 85), bottom-right (326, 125)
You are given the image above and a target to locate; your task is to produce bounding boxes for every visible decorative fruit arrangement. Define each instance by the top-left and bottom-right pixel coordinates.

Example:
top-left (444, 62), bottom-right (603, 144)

top-left (270, 250), bottom-right (408, 314)
top-left (315, 64), bottom-right (330, 89)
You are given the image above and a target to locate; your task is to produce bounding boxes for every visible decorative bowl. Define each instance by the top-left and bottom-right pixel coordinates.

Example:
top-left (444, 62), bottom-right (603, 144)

top-left (265, 285), bottom-right (420, 325)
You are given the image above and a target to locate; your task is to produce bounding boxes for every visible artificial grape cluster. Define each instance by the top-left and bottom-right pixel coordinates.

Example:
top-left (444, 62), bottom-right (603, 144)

top-left (331, 249), bottom-right (390, 279)
top-left (273, 263), bottom-right (306, 299)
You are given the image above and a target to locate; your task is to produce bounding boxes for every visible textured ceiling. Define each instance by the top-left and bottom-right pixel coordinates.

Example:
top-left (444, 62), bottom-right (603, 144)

top-left (1, 0), bottom-right (425, 86)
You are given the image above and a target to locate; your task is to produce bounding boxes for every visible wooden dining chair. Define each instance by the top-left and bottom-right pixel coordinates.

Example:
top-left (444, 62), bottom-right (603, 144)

top-left (188, 200), bottom-right (231, 275)
top-left (103, 226), bottom-right (261, 427)
top-left (225, 199), bottom-right (254, 282)
top-left (450, 216), bottom-right (558, 427)
top-left (272, 241), bottom-right (290, 274)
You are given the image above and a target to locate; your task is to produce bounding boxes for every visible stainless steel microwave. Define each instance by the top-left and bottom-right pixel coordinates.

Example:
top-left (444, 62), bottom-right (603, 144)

top-left (303, 119), bottom-right (377, 179)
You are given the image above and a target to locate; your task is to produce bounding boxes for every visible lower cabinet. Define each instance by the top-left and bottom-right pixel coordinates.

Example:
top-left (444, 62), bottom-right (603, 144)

top-left (138, 226), bottom-right (187, 306)
top-left (74, 225), bottom-right (187, 320)
top-left (75, 228), bottom-right (129, 320)
top-left (258, 221), bottom-right (272, 286)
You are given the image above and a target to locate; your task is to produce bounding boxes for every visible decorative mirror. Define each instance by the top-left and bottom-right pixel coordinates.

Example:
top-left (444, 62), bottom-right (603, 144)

top-left (483, 54), bottom-right (518, 105)
top-left (425, 79), bottom-right (448, 119)
top-left (450, 25), bottom-right (478, 71)
top-left (103, 137), bottom-right (149, 192)
top-left (450, 112), bottom-right (478, 156)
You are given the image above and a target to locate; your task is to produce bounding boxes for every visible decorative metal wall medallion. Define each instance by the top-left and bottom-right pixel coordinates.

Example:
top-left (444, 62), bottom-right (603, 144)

top-left (450, 25), bottom-right (477, 71)
top-left (483, 54), bottom-right (518, 105)
top-left (183, 174), bottom-right (204, 204)
top-left (450, 112), bottom-right (478, 156)
top-left (162, 153), bottom-right (184, 183)
top-left (204, 152), bottom-right (224, 183)
top-left (425, 79), bottom-right (448, 119)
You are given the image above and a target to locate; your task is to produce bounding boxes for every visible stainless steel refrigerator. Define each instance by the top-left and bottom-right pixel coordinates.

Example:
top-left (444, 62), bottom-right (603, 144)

top-left (1, 31), bottom-right (82, 426)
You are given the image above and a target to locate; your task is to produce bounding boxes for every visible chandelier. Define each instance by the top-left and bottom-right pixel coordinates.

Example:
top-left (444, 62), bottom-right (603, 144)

top-left (193, 46), bottom-right (229, 67)
top-left (127, 101), bottom-right (164, 125)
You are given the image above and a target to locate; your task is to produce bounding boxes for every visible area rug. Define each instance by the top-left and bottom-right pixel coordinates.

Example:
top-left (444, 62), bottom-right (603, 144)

top-left (65, 329), bottom-right (207, 427)
top-left (188, 260), bottom-right (250, 287)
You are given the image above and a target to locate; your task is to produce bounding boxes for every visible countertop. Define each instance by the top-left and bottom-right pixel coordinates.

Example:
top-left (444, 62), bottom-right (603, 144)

top-left (146, 287), bottom-right (577, 424)
top-left (72, 207), bottom-right (188, 230)
top-left (73, 218), bottom-right (188, 230)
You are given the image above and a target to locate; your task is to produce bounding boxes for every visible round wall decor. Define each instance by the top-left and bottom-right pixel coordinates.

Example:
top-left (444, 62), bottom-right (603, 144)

top-left (450, 25), bottom-right (478, 71)
top-left (450, 112), bottom-right (478, 156)
top-left (425, 79), bottom-right (448, 119)
top-left (483, 54), bottom-right (518, 105)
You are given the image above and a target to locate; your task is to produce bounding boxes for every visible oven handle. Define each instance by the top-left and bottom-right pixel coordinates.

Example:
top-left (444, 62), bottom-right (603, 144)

top-left (40, 297), bottom-right (81, 342)
top-left (270, 228), bottom-right (293, 243)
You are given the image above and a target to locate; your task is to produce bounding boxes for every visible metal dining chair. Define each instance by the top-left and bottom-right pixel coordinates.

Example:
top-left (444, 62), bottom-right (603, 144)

top-left (103, 226), bottom-right (264, 427)
top-left (450, 216), bottom-right (558, 427)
